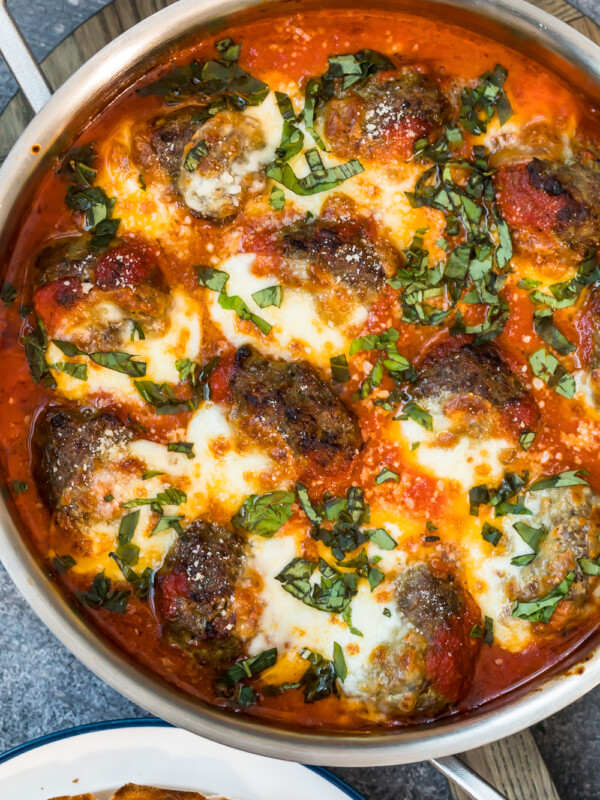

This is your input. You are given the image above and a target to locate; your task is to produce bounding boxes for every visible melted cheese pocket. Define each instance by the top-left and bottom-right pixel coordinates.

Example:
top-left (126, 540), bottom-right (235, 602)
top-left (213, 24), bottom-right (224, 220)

top-left (47, 289), bottom-right (201, 404)
top-left (208, 253), bottom-right (368, 367)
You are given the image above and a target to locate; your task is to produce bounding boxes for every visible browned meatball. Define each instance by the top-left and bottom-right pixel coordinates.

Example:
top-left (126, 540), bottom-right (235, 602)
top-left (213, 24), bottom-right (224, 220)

top-left (413, 339), bottom-right (539, 436)
top-left (140, 107), bottom-right (271, 220)
top-left (496, 153), bottom-right (600, 254)
top-left (323, 67), bottom-right (448, 162)
top-left (155, 520), bottom-right (246, 660)
top-left (229, 344), bottom-right (361, 470)
top-left (510, 486), bottom-right (600, 610)
top-left (36, 407), bottom-right (133, 515)
top-left (33, 236), bottom-right (169, 348)
top-left (352, 563), bottom-right (480, 716)
top-left (281, 214), bottom-right (402, 302)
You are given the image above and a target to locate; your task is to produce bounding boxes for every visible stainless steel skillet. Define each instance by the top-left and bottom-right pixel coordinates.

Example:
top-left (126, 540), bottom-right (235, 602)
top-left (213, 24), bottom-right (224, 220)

top-left (0, 0), bottom-right (599, 793)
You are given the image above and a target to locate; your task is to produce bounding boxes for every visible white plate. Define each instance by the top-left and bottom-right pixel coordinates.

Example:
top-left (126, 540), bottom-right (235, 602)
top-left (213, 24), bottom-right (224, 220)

top-left (0, 719), bottom-right (364, 800)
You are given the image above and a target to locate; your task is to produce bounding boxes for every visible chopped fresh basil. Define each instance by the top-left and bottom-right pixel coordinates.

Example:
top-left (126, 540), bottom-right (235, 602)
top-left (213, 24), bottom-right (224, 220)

top-left (375, 467), bottom-right (399, 485)
top-left (1, 281), bottom-right (17, 307)
top-left (459, 64), bottom-right (513, 135)
top-left (529, 348), bottom-right (576, 399)
top-left (517, 278), bottom-right (541, 290)
top-left (130, 320), bottom-right (145, 341)
top-left (108, 553), bottom-right (153, 597)
top-left (481, 522), bottom-right (502, 546)
top-left (276, 557), bottom-right (358, 614)
top-left (53, 554), bottom-right (76, 573)
top-left (167, 442), bottom-right (195, 459)
top-left (52, 340), bottom-right (86, 357)
top-left (12, 480), bottom-right (28, 495)
top-left (513, 521), bottom-right (546, 552)
top-left (269, 186), bottom-right (285, 210)
top-left (333, 642), bottom-right (347, 682)
top-left (483, 615), bottom-right (494, 644)
top-left (342, 605), bottom-right (363, 636)
top-left (218, 292), bottom-right (272, 335)
top-left (519, 430), bottom-right (536, 452)
top-left (533, 308), bottom-right (576, 355)
top-left (122, 487), bottom-right (186, 511)
top-left (528, 470), bottom-right (590, 492)
top-left (183, 139), bottom-right (208, 172)
top-left (299, 648), bottom-right (340, 703)
top-left (470, 624), bottom-right (483, 638)
top-left (104, 493), bottom-right (114, 503)
top-left (116, 511), bottom-right (140, 566)
top-left (138, 173), bottom-right (146, 191)
top-left (232, 491), bottom-right (295, 537)
top-left (578, 557), bottom-right (600, 576)
top-left (267, 147), bottom-right (364, 196)
top-left (296, 482), bottom-right (323, 525)
top-left (512, 572), bottom-right (574, 623)
top-left (350, 327), bottom-right (399, 356)
top-left (50, 361), bottom-right (88, 381)
top-left (196, 266), bottom-right (229, 293)
top-left (142, 470), bottom-right (164, 480)
top-left (22, 317), bottom-right (56, 388)
top-left (252, 285), bottom-right (283, 309)
top-left (470, 472), bottom-right (530, 517)
top-left (364, 528), bottom-right (397, 550)
top-left (90, 351), bottom-right (146, 377)
top-left (530, 248), bottom-right (600, 309)
top-left (399, 401), bottom-right (433, 431)
top-left (90, 218), bottom-right (121, 250)
top-left (382, 607), bottom-right (392, 618)
top-left (330, 354), bottom-right (350, 384)
top-left (79, 570), bottom-right (130, 613)
top-left (134, 380), bottom-right (192, 414)
top-left (220, 647), bottom-right (278, 687)
top-left (150, 514), bottom-right (185, 537)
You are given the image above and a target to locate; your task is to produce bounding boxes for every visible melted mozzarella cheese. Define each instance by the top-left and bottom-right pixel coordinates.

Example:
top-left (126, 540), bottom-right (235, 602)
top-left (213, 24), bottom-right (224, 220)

top-left (48, 288), bottom-right (201, 403)
top-left (246, 534), bottom-right (412, 700)
top-left (207, 252), bottom-right (367, 367)
top-left (389, 400), bottom-right (513, 491)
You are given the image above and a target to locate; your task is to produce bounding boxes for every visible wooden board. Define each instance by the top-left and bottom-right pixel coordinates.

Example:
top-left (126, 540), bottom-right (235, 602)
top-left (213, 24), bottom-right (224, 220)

top-left (0, 0), bottom-right (599, 797)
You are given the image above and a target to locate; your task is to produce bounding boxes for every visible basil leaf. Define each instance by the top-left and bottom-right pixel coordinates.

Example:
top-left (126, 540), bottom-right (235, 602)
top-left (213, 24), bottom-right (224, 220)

top-left (367, 566), bottom-right (385, 591)
top-left (142, 470), bottom-right (164, 480)
top-left (134, 380), bottom-right (191, 414)
top-left (296, 482), bottom-right (323, 525)
top-left (22, 317), bottom-right (56, 388)
top-left (517, 278), bottom-right (541, 290)
top-left (138, 174), bottom-right (146, 191)
top-left (483, 615), bottom-right (494, 644)
top-left (481, 522), bottom-right (502, 546)
top-left (533, 308), bottom-right (576, 355)
top-left (218, 292), bottom-right (272, 335)
top-left (269, 186), bottom-right (285, 210)
top-left (183, 139), bottom-right (208, 172)
top-left (350, 328), bottom-right (399, 356)
top-left (90, 218), bottom-right (120, 250)
top-left (12, 480), bottom-right (28, 494)
top-left (342, 605), bottom-right (363, 636)
top-left (513, 521), bottom-right (547, 553)
top-left (220, 648), bottom-right (278, 688)
top-left (150, 514), bottom-right (185, 537)
top-left (196, 267), bottom-right (229, 293)
top-left (168, 442), bottom-right (195, 459)
top-left (400, 401), bottom-right (433, 431)
top-left (130, 320), bottom-right (145, 341)
top-left (118, 511), bottom-right (140, 546)
top-left (375, 467), bottom-right (399, 485)
top-left (578, 557), bottom-right (600, 576)
top-left (1, 281), bottom-right (17, 306)
top-left (53, 554), bottom-right (76, 573)
top-left (252, 285), bottom-right (283, 309)
top-left (528, 470), bottom-right (590, 491)
top-left (109, 553), bottom-right (153, 597)
top-left (90, 351), bottom-right (146, 377)
top-left (299, 648), bottom-right (340, 703)
top-left (364, 528), bottom-right (397, 550)
top-left (267, 148), bottom-right (364, 196)
top-left (470, 624), bottom-right (483, 638)
top-left (519, 430), bottom-right (535, 452)
top-left (469, 484), bottom-right (490, 516)
top-left (330, 354), bottom-right (350, 384)
top-left (511, 553), bottom-right (536, 566)
top-left (79, 570), bottom-right (130, 613)
top-left (52, 339), bottom-right (86, 357)
top-left (333, 642), bottom-right (347, 681)
top-left (512, 572), bottom-right (574, 623)
top-left (459, 64), bottom-right (512, 135)
top-left (232, 491), bottom-right (295, 537)
top-left (529, 348), bottom-right (576, 399)
top-left (122, 487), bottom-right (186, 509)
top-left (50, 361), bottom-right (88, 381)
top-left (276, 557), bottom-right (358, 614)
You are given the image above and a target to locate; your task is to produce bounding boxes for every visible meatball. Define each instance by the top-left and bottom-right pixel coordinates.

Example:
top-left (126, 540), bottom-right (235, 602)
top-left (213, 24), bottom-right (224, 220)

top-left (353, 564), bottom-right (480, 716)
top-left (323, 67), bottom-right (448, 162)
top-left (413, 340), bottom-right (539, 436)
top-left (281, 214), bottom-right (402, 302)
top-left (33, 236), bottom-right (168, 347)
top-left (229, 344), bottom-right (361, 470)
top-left (495, 154), bottom-right (600, 254)
top-left (142, 107), bottom-right (271, 220)
top-left (36, 407), bottom-right (133, 520)
top-left (510, 486), bottom-right (600, 609)
top-left (154, 519), bottom-right (246, 660)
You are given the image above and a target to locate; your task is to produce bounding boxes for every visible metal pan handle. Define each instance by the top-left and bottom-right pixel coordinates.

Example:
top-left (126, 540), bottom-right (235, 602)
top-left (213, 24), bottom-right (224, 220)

top-left (431, 755), bottom-right (508, 800)
top-left (0, 0), bottom-right (52, 113)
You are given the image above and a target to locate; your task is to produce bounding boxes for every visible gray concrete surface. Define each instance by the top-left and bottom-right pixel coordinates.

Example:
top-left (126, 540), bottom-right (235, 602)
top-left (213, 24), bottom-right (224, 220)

top-left (2, 1), bottom-right (600, 798)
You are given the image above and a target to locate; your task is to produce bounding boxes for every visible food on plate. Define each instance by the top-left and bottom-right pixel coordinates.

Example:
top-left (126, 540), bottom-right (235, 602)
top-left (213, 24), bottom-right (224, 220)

top-left (50, 784), bottom-right (229, 800)
top-left (3, 9), bottom-right (600, 731)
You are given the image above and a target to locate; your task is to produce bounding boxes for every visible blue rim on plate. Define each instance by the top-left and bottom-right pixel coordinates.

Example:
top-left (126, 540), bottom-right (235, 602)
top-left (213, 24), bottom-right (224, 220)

top-left (0, 717), bottom-right (365, 800)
